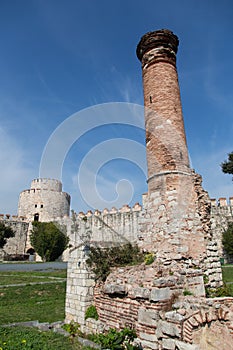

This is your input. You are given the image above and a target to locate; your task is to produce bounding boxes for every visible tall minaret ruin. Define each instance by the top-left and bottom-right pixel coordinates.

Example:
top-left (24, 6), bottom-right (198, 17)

top-left (137, 29), bottom-right (190, 193)
top-left (136, 30), bottom-right (219, 271)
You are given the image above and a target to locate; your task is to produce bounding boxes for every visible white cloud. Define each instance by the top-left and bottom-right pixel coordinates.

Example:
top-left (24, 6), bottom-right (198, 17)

top-left (0, 127), bottom-right (34, 214)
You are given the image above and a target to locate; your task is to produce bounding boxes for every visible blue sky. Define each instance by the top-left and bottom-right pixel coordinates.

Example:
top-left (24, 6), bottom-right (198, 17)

top-left (0, 0), bottom-right (233, 214)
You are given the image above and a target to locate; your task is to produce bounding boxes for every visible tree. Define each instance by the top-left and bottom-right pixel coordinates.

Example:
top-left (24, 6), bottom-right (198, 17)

top-left (30, 222), bottom-right (69, 262)
top-left (0, 222), bottom-right (15, 249)
top-left (221, 152), bottom-right (233, 178)
top-left (222, 223), bottom-right (233, 257)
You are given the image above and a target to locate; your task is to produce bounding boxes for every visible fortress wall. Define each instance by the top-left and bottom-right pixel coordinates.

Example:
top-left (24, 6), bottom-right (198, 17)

top-left (211, 197), bottom-right (233, 261)
top-left (1, 196), bottom-right (232, 261)
top-left (0, 215), bottom-right (29, 256)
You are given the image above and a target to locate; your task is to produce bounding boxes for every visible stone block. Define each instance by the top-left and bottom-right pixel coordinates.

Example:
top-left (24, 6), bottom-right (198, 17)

top-left (138, 308), bottom-right (160, 327)
top-left (175, 340), bottom-right (199, 350)
top-left (140, 339), bottom-right (159, 350)
top-left (139, 332), bottom-right (158, 342)
top-left (150, 287), bottom-right (171, 301)
top-left (157, 320), bottom-right (181, 338)
top-left (165, 311), bottom-right (184, 322)
top-left (162, 338), bottom-right (175, 350)
top-left (131, 287), bottom-right (150, 299)
top-left (104, 284), bottom-right (126, 295)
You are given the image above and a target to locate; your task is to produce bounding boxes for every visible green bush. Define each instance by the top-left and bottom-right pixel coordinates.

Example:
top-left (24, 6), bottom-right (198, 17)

top-left (30, 222), bottom-right (69, 262)
top-left (222, 223), bottom-right (233, 257)
top-left (85, 305), bottom-right (99, 320)
top-left (86, 243), bottom-right (144, 281)
top-left (62, 321), bottom-right (81, 338)
top-left (89, 327), bottom-right (140, 350)
top-left (0, 222), bottom-right (15, 249)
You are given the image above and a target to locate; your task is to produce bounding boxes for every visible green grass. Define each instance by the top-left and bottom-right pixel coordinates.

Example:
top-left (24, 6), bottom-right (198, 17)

top-left (0, 269), bottom-right (67, 325)
top-left (0, 326), bottom-right (82, 350)
top-left (0, 283), bottom-right (66, 324)
top-left (0, 274), bottom-right (64, 285)
top-left (0, 269), bottom-right (67, 278)
top-left (222, 265), bottom-right (233, 283)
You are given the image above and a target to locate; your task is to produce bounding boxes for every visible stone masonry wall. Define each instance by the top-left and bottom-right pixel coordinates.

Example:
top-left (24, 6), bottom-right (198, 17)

top-left (18, 178), bottom-right (70, 222)
top-left (2, 195), bottom-right (232, 262)
top-left (0, 214), bottom-right (29, 257)
top-left (211, 197), bottom-right (233, 262)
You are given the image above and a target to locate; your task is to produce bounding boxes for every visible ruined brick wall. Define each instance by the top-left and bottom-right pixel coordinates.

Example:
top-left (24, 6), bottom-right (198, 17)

top-left (65, 29), bottom-right (231, 350)
top-left (93, 264), bottom-right (233, 349)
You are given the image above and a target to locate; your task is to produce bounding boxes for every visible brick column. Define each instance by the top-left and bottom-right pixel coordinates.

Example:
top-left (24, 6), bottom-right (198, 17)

top-left (137, 29), bottom-right (191, 193)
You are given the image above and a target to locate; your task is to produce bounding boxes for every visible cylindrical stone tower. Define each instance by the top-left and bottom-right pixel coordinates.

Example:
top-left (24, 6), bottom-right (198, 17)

top-left (137, 29), bottom-right (191, 193)
top-left (18, 178), bottom-right (70, 222)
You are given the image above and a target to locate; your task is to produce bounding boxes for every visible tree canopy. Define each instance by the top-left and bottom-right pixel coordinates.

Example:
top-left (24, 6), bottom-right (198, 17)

top-left (221, 152), bottom-right (233, 176)
top-left (222, 222), bottom-right (233, 257)
top-left (30, 222), bottom-right (69, 262)
top-left (0, 222), bottom-right (15, 249)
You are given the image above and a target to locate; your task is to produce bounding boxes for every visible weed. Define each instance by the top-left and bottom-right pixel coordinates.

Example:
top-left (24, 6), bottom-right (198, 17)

top-left (85, 305), bottom-right (99, 320)
top-left (89, 327), bottom-right (140, 350)
top-left (183, 289), bottom-right (193, 296)
top-left (144, 253), bottom-right (154, 265)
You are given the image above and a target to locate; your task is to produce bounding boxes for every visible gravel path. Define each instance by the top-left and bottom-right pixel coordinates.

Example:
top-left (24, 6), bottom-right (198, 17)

top-left (0, 262), bottom-right (67, 272)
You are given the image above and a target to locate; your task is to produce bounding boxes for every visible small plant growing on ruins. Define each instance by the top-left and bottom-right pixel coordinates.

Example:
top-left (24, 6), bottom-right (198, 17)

top-left (205, 283), bottom-right (233, 298)
top-left (85, 305), bottom-right (99, 320)
top-left (203, 275), bottom-right (209, 285)
top-left (90, 327), bottom-right (140, 350)
top-left (62, 320), bottom-right (81, 339)
top-left (144, 252), bottom-right (154, 265)
top-left (183, 289), bottom-right (193, 296)
top-left (86, 243), bottom-right (144, 281)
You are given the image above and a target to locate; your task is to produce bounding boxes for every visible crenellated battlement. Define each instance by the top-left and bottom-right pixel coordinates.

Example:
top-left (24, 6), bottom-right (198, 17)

top-left (76, 202), bottom-right (142, 219)
top-left (210, 197), bottom-right (233, 217)
top-left (0, 214), bottom-right (28, 222)
top-left (210, 197), bottom-right (233, 207)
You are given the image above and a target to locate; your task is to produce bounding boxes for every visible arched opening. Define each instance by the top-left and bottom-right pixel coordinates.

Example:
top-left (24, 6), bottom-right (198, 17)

top-left (34, 213), bottom-right (39, 221)
top-left (27, 248), bottom-right (36, 262)
top-left (27, 248), bottom-right (35, 255)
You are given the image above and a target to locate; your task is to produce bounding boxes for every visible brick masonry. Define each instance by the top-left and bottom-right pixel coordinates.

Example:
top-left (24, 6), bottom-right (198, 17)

top-left (65, 29), bottom-right (233, 349)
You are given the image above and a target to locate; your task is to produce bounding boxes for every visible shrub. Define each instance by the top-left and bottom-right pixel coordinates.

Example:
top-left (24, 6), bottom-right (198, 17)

top-left (30, 222), bottom-right (69, 261)
top-left (85, 305), bottom-right (99, 320)
top-left (0, 222), bottom-right (15, 249)
top-left (86, 243), bottom-right (144, 281)
top-left (89, 327), bottom-right (140, 350)
top-left (62, 321), bottom-right (81, 339)
top-left (222, 223), bottom-right (233, 257)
